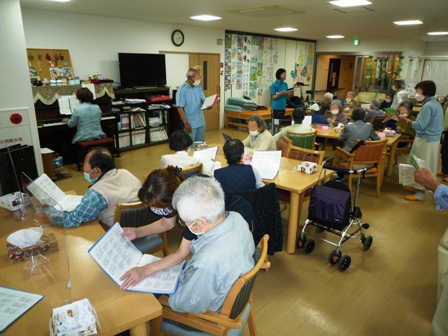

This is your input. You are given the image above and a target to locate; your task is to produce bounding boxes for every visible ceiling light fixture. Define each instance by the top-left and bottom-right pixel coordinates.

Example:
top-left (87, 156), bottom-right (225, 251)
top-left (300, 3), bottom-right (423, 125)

top-left (427, 31), bottom-right (448, 36)
top-left (275, 27), bottom-right (298, 32)
top-left (326, 35), bottom-right (345, 39)
top-left (393, 20), bottom-right (423, 25)
top-left (53, 0), bottom-right (71, 2)
top-left (190, 15), bottom-right (221, 21)
top-left (329, 0), bottom-right (372, 8)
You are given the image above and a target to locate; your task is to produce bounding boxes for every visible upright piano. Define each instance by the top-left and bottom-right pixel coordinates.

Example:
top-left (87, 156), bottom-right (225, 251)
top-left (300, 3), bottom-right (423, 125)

top-left (33, 84), bottom-right (119, 164)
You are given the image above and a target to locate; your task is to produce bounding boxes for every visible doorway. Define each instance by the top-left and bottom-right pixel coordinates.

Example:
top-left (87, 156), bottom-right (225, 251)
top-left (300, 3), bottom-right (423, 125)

top-left (326, 58), bottom-right (341, 96)
top-left (189, 54), bottom-right (220, 131)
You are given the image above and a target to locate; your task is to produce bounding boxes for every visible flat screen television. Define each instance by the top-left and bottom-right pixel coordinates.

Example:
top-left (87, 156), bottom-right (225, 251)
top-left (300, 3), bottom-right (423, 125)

top-left (118, 53), bottom-right (167, 88)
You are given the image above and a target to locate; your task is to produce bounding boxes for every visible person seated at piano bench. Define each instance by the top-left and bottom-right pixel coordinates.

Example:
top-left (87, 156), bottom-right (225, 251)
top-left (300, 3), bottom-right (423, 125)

top-left (62, 88), bottom-right (106, 143)
top-left (273, 107), bottom-right (314, 141)
top-left (242, 114), bottom-right (277, 155)
top-left (166, 176), bottom-right (255, 313)
top-left (326, 100), bottom-right (348, 126)
top-left (159, 130), bottom-right (201, 169)
top-left (338, 107), bottom-right (380, 152)
top-left (119, 169), bottom-right (254, 291)
top-left (50, 147), bottom-right (141, 228)
top-left (214, 139), bottom-right (264, 191)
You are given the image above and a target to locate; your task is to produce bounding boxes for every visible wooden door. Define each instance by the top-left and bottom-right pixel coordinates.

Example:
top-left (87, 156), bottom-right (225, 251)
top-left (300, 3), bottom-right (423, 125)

top-left (326, 58), bottom-right (341, 96)
top-left (189, 54), bottom-right (220, 131)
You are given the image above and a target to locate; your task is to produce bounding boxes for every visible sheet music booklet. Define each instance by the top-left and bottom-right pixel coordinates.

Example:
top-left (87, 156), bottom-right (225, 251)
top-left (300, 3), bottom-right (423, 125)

top-left (24, 173), bottom-right (82, 211)
top-left (201, 94), bottom-right (219, 110)
top-left (399, 154), bottom-right (428, 186)
top-left (250, 150), bottom-right (282, 180)
top-left (88, 223), bottom-right (185, 294)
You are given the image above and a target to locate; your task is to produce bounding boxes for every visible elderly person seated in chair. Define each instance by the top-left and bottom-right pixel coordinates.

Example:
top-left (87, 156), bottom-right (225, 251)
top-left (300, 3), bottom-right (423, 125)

top-left (242, 114), bottom-right (277, 155)
top-left (364, 98), bottom-right (385, 123)
top-left (48, 147), bottom-right (141, 228)
top-left (273, 107), bottom-right (314, 141)
top-left (214, 139), bottom-right (264, 191)
top-left (159, 130), bottom-right (201, 169)
top-left (167, 176), bottom-right (255, 313)
top-left (119, 168), bottom-right (254, 290)
top-left (338, 107), bottom-right (380, 152)
top-left (326, 100), bottom-right (348, 126)
top-left (315, 92), bottom-right (333, 115)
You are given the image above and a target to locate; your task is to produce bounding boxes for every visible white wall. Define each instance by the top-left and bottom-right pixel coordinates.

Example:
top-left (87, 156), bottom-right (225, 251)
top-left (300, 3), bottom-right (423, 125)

top-left (425, 42), bottom-right (448, 56)
top-left (0, 0), bottom-right (43, 180)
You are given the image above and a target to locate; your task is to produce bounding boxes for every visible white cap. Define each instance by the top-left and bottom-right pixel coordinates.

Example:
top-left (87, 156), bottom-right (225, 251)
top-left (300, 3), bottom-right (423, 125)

top-left (309, 103), bottom-right (320, 111)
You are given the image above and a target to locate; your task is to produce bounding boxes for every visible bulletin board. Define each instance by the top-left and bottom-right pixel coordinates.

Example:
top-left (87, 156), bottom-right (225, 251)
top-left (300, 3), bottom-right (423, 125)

top-left (26, 48), bottom-right (75, 81)
top-left (224, 31), bottom-right (316, 106)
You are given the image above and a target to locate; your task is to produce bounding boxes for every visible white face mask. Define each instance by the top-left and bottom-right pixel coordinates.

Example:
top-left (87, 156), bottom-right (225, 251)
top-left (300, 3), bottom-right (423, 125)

top-left (400, 113), bottom-right (408, 117)
top-left (187, 219), bottom-right (205, 236)
top-left (193, 79), bottom-right (201, 86)
top-left (331, 109), bottom-right (339, 115)
top-left (414, 93), bottom-right (425, 102)
top-left (392, 86), bottom-right (397, 91)
top-left (346, 98), bottom-right (352, 103)
top-left (249, 130), bottom-right (259, 136)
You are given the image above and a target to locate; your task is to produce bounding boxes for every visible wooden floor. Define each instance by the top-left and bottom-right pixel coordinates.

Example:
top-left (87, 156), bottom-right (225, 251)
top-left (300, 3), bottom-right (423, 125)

top-left (56, 128), bottom-right (447, 336)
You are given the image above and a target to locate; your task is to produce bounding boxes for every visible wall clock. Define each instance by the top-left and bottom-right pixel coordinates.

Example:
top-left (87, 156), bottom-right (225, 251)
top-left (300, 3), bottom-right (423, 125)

top-left (171, 30), bottom-right (184, 47)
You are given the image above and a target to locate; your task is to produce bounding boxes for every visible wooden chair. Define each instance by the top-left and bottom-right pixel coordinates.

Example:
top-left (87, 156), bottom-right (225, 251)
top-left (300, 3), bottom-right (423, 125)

top-left (392, 135), bottom-right (414, 165)
top-left (288, 145), bottom-right (325, 165)
top-left (180, 163), bottom-right (203, 178)
top-left (332, 139), bottom-right (388, 197)
top-left (370, 114), bottom-right (387, 131)
top-left (149, 234), bottom-right (270, 336)
top-left (276, 134), bottom-right (292, 157)
top-left (111, 201), bottom-right (169, 256)
top-left (286, 130), bottom-right (317, 149)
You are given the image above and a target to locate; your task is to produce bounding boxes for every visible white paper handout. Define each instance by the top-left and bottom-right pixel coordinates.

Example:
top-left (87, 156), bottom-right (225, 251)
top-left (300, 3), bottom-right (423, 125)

top-left (88, 223), bottom-right (185, 294)
top-left (193, 146), bottom-right (218, 162)
top-left (398, 154), bottom-right (429, 186)
top-left (201, 94), bottom-right (219, 110)
top-left (250, 150), bottom-right (282, 180)
top-left (26, 174), bottom-right (82, 211)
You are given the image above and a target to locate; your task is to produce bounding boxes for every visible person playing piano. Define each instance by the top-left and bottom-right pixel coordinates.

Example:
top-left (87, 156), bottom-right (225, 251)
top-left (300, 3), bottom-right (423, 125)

top-left (62, 88), bottom-right (106, 143)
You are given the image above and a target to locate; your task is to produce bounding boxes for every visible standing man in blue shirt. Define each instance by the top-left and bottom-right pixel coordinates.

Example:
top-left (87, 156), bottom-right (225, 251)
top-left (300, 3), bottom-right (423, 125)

top-left (270, 68), bottom-right (292, 133)
top-left (176, 68), bottom-right (207, 143)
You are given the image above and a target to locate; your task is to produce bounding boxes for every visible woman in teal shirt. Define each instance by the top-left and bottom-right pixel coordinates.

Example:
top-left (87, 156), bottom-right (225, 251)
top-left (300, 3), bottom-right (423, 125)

top-left (66, 88), bottom-right (105, 143)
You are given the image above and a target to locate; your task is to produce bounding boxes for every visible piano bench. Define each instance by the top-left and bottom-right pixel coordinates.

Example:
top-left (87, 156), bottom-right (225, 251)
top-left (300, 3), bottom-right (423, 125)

top-left (75, 138), bottom-right (115, 171)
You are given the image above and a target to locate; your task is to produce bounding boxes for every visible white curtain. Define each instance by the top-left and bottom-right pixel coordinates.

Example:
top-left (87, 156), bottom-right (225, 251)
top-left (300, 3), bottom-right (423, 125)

top-left (422, 59), bottom-right (448, 97)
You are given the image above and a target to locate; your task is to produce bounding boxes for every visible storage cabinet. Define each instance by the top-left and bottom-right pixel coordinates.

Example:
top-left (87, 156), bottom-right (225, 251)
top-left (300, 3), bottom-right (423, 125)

top-left (113, 87), bottom-right (171, 151)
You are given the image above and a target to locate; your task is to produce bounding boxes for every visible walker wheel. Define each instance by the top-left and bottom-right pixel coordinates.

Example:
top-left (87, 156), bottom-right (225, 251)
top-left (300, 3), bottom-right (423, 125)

top-left (304, 240), bottom-right (315, 254)
top-left (337, 255), bottom-right (351, 272)
top-left (296, 236), bottom-right (307, 249)
top-left (363, 236), bottom-right (373, 251)
top-left (328, 250), bottom-right (342, 265)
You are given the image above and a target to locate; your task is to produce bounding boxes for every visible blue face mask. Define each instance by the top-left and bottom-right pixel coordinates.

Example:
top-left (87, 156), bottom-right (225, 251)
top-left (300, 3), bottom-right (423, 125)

top-left (84, 171), bottom-right (98, 184)
top-left (150, 207), bottom-right (174, 217)
top-left (385, 99), bottom-right (391, 103)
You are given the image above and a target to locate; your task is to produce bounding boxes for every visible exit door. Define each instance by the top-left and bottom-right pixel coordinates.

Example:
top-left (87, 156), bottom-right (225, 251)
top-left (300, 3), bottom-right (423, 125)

top-left (189, 54), bottom-right (220, 130)
top-left (326, 58), bottom-right (341, 96)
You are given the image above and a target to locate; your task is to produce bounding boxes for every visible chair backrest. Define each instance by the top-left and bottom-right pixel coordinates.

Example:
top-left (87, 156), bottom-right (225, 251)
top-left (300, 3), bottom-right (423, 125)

top-left (371, 114), bottom-right (387, 131)
top-left (287, 130), bottom-right (317, 149)
top-left (180, 163), bottom-right (203, 178)
top-left (288, 145), bottom-right (325, 165)
top-left (352, 139), bottom-right (388, 164)
top-left (114, 201), bottom-right (161, 228)
top-left (221, 234), bottom-right (269, 319)
top-left (276, 134), bottom-right (292, 157)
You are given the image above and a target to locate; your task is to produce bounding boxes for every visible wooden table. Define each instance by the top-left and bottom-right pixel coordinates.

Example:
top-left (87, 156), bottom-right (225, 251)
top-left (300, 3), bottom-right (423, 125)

top-left (225, 107), bottom-right (294, 129)
top-left (314, 127), bottom-right (402, 176)
top-left (214, 152), bottom-right (328, 254)
top-left (0, 209), bottom-right (162, 335)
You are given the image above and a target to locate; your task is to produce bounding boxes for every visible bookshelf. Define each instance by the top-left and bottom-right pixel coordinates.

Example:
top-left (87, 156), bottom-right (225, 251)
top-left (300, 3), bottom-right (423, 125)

top-left (113, 87), bottom-right (171, 151)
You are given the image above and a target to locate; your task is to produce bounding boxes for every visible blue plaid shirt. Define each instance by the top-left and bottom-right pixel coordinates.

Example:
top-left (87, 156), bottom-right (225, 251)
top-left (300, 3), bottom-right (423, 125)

top-left (435, 185), bottom-right (448, 211)
top-left (51, 189), bottom-right (108, 227)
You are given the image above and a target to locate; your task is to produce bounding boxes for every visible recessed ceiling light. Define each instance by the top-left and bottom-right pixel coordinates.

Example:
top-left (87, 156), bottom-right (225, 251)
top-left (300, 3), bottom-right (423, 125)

top-left (326, 35), bottom-right (345, 39)
top-left (393, 20), bottom-right (423, 26)
top-left (329, 0), bottom-right (372, 7)
top-left (275, 27), bottom-right (298, 32)
top-left (190, 15), bottom-right (221, 21)
top-left (428, 31), bottom-right (448, 36)
top-left (53, 0), bottom-right (71, 2)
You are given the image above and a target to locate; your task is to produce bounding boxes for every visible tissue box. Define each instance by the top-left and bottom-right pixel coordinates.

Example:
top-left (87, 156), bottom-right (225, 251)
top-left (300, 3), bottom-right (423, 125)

top-left (50, 298), bottom-right (98, 336)
top-left (384, 129), bottom-right (396, 137)
top-left (297, 161), bottom-right (318, 174)
top-left (7, 233), bottom-right (59, 264)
